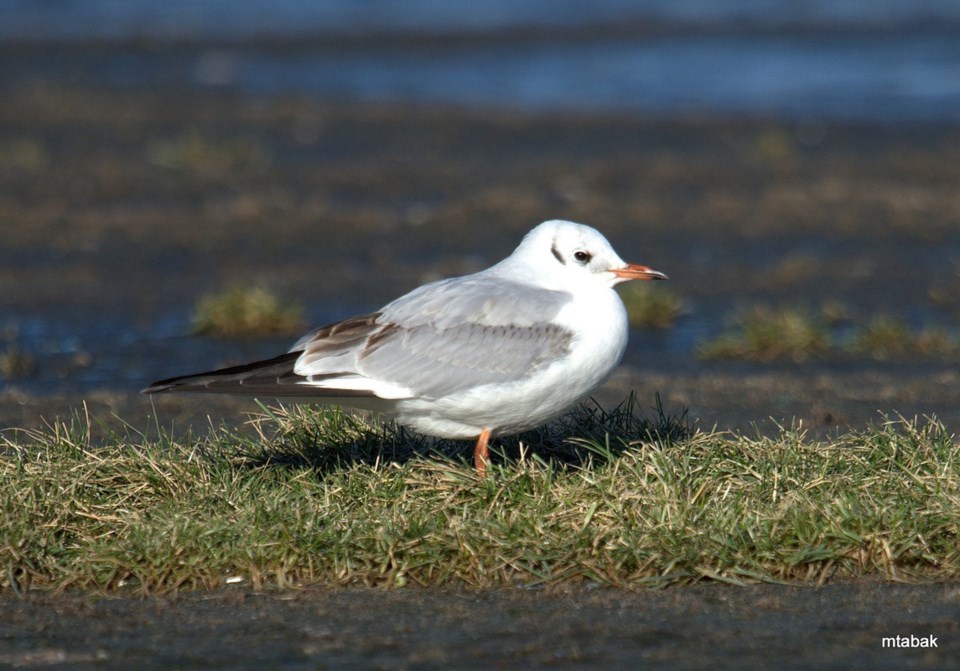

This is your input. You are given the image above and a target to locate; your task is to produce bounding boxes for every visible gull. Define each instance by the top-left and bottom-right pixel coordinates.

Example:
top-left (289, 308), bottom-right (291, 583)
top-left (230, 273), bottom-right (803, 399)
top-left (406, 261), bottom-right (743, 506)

top-left (142, 220), bottom-right (667, 474)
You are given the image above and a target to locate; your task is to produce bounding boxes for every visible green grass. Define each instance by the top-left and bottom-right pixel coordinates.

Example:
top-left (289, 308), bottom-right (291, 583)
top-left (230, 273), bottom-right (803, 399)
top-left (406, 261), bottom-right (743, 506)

top-left (192, 285), bottom-right (305, 338)
top-left (146, 130), bottom-right (270, 176)
top-left (0, 137), bottom-right (50, 174)
top-left (699, 304), bottom-right (960, 362)
top-left (698, 305), bottom-right (830, 362)
top-left (0, 344), bottom-right (34, 379)
top-left (3, 397), bottom-right (959, 594)
top-left (850, 315), bottom-right (956, 360)
top-left (618, 283), bottom-right (684, 329)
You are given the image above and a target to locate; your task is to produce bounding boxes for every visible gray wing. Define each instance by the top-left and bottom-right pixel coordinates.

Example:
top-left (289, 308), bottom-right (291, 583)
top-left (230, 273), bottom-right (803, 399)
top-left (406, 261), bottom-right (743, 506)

top-left (295, 275), bottom-right (574, 399)
top-left (143, 275), bottom-right (575, 400)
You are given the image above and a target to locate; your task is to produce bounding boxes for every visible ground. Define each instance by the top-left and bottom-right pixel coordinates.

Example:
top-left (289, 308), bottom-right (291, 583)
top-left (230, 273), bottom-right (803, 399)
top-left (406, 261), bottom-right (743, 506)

top-left (2, 582), bottom-right (959, 670)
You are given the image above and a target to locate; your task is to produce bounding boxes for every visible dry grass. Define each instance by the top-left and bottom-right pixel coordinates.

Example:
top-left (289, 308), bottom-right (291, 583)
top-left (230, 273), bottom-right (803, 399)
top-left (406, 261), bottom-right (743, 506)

top-left (2, 397), bottom-right (958, 594)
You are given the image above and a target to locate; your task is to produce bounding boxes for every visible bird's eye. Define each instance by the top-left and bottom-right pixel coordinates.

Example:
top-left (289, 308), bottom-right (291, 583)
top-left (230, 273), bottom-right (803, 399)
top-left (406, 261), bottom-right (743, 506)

top-left (573, 250), bottom-right (592, 264)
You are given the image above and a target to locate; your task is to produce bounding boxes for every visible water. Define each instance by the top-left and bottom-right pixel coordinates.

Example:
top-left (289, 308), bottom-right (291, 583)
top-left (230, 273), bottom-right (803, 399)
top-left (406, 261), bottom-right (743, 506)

top-left (3, 0), bottom-right (960, 122)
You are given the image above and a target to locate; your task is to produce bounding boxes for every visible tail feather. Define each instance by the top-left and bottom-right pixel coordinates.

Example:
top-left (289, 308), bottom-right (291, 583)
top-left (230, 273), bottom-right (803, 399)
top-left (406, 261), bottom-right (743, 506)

top-left (141, 351), bottom-right (308, 396)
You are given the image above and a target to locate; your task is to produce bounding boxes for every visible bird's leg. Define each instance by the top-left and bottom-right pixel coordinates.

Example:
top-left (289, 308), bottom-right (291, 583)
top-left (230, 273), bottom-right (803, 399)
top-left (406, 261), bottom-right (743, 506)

top-left (474, 428), bottom-right (492, 476)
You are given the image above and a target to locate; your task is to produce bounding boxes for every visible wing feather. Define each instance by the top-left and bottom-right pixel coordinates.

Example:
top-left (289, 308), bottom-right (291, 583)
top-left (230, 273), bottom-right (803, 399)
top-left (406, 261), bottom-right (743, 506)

top-left (144, 273), bottom-right (576, 401)
top-left (294, 275), bottom-right (575, 399)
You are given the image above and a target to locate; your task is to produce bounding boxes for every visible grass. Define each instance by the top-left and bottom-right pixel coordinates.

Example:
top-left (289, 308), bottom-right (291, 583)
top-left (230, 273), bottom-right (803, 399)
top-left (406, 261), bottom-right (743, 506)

top-left (698, 305), bottom-right (830, 362)
top-left (699, 305), bottom-right (960, 362)
top-left (192, 285), bottom-right (305, 338)
top-left (618, 283), bottom-right (684, 329)
top-left (0, 137), bottom-right (50, 174)
top-left (2, 396), bottom-right (959, 594)
top-left (0, 344), bottom-right (34, 379)
top-left (850, 315), bottom-right (956, 360)
top-left (146, 130), bottom-right (270, 176)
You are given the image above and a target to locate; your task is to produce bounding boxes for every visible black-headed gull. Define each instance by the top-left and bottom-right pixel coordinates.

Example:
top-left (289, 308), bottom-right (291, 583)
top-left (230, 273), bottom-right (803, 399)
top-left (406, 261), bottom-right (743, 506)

top-left (143, 220), bottom-right (667, 474)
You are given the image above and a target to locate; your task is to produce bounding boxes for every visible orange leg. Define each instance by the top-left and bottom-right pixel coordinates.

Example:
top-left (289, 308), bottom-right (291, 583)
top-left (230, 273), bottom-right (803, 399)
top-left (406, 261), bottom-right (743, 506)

top-left (473, 428), bottom-right (492, 476)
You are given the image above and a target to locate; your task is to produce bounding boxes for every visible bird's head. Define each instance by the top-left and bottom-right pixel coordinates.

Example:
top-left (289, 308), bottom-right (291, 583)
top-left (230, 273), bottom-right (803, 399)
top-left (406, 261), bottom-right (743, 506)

top-left (502, 220), bottom-right (667, 291)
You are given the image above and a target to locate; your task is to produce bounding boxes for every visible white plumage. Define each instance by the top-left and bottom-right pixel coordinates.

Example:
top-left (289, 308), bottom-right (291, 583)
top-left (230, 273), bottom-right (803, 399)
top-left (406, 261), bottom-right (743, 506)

top-left (143, 220), bottom-right (667, 473)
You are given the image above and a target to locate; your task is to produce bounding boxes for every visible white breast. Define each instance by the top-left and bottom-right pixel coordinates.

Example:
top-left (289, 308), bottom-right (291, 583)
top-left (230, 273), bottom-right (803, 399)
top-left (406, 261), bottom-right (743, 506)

top-left (392, 285), bottom-right (628, 438)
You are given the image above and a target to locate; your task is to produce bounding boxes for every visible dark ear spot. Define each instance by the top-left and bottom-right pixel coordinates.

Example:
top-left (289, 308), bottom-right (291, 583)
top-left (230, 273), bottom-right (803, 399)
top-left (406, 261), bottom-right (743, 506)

top-left (551, 244), bottom-right (566, 265)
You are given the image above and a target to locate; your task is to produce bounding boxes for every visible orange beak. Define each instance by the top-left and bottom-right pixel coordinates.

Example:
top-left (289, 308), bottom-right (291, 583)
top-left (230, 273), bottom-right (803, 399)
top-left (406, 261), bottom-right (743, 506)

top-left (611, 263), bottom-right (668, 281)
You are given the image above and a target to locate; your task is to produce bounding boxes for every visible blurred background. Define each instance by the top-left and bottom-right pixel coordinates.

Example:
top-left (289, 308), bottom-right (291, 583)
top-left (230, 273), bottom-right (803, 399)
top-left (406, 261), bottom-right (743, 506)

top-left (5, 0), bottom-right (960, 120)
top-left (2, 0), bottom-right (960, 434)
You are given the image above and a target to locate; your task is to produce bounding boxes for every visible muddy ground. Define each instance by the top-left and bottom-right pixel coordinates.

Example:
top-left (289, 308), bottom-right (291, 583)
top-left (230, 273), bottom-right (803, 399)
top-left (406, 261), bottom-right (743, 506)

top-left (2, 582), bottom-right (959, 670)
top-left (2, 86), bottom-right (960, 668)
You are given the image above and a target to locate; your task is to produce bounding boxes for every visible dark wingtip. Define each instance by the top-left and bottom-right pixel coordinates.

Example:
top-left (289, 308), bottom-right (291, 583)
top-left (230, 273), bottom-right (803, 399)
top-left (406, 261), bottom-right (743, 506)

top-left (140, 379), bottom-right (178, 394)
top-left (140, 370), bottom-right (208, 395)
top-left (138, 351), bottom-right (303, 397)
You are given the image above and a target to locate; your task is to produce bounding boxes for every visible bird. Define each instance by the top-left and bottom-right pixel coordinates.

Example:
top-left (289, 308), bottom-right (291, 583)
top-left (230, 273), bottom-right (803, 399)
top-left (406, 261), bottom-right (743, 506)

top-left (142, 220), bottom-right (667, 475)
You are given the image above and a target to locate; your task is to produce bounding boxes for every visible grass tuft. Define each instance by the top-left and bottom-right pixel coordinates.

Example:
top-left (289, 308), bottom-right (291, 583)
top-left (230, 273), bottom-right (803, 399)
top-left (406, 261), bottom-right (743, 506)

top-left (146, 131), bottom-right (270, 176)
top-left (698, 305), bottom-right (829, 362)
top-left (618, 284), bottom-right (684, 329)
top-left (192, 285), bottom-right (305, 338)
top-left (2, 399), bottom-right (959, 594)
top-left (0, 137), bottom-right (50, 174)
top-left (0, 344), bottom-right (34, 379)
top-left (850, 315), bottom-right (956, 360)
top-left (699, 305), bottom-right (960, 362)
